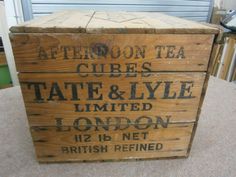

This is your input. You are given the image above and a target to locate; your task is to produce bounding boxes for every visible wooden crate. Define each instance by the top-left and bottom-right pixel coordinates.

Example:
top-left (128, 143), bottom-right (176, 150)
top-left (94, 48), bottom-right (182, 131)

top-left (10, 11), bottom-right (219, 163)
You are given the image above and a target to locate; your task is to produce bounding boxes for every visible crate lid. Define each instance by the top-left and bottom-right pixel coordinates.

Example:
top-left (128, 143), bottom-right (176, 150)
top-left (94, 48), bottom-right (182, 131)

top-left (10, 11), bottom-right (219, 34)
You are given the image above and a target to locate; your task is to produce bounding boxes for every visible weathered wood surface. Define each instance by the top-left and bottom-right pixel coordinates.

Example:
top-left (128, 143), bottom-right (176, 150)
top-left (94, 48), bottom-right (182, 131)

top-left (9, 11), bottom-right (219, 162)
top-left (9, 11), bottom-right (94, 33)
top-left (0, 52), bottom-right (7, 65)
top-left (10, 11), bottom-right (218, 34)
top-left (19, 72), bottom-right (205, 126)
top-left (86, 12), bottom-right (218, 34)
top-left (31, 123), bottom-right (194, 162)
top-left (11, 34), bottom-right (214, 72)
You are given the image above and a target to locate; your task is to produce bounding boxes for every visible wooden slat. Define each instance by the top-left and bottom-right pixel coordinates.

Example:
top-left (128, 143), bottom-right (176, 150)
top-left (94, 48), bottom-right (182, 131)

top-left (10, 34), bottom-right (214, 72)
top-left (211, 44), bottom-right (224, 76)
top-left (10, 11), bottom-right (95, 33)
top-left (232, 68), bottom-right (236, 81)
top-left (10, 11), bottom-right (218, 34)
top-left (219, 38), bottom-right (236, 80)
top-left (19, 72), bottom-right (205, 126)
top-left (0, 52), bottom-right (7, 65)
top-left (31, 123), bottom-right (194, 162)
top-left (87, 12), bottom-right (217, 34)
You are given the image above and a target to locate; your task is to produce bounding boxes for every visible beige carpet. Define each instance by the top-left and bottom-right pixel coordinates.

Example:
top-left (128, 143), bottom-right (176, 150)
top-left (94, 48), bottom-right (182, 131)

top-left (0, 76), bottom-right (236, 177)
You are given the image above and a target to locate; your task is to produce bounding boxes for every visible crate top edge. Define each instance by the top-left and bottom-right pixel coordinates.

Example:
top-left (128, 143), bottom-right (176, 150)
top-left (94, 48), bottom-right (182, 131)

top-left (10, 11), bottom-right (219, 34)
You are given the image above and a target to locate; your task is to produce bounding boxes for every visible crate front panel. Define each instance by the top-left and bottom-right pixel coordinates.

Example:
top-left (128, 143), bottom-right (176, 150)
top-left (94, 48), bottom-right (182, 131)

top-left (31, 123), bottom-right (194, 162)
top-left (19, 72), bottom-right (205, 126)
top-left (10, 34), bottom-right (214, 72)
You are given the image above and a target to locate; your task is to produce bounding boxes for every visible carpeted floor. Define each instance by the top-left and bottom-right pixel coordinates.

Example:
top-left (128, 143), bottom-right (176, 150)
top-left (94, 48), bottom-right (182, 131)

top-left (0, 76), bottom-right (236, 177)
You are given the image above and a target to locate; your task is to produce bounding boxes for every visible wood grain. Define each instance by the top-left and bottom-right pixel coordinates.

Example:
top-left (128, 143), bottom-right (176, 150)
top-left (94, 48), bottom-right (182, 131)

top-left (87, 12), bottom-right (218, 34)
top-left (10, 11), bottom-right (218, 34)
top-left (19, 72), bottom-right (205, 126)
top-left (10, 11), bottom-right (95, 33)
top-left (10, 34), bottom-right (214, 72)
top-left (186, 33), bottom-right (217, 156)
top-left (9, 11), bottom-right (219, 162)
top-left (218, 38), bottom-right (236, 80)
top-left (0, 52), bottom-right (7, 65)
top-left (31, 123), bottom-right (194, 162)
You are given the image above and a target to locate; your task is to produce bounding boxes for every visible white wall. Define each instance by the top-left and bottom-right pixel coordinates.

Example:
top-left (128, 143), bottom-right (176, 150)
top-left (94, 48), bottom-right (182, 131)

top-left (4, 0), bottom-right (24, 28)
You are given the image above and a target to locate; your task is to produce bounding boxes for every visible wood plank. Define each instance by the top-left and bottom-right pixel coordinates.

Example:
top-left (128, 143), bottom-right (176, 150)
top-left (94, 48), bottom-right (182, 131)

top-left (19, 72), bottom-right (205, 126)
top-left (232, 68), bottom-right (236, 81)
top-left (87, 12), bottom-right (218, 34)
top-left (10, 11), bottom-right (94, 33)
top-left (31, 123), bottom-right (194, 162)
top-left (219, 38), bottom-right (236, 80)
top-left (211, 44), bottom-right (224, 76)
top-left (10, 34), bottom-right (214, 72)
top-left (9, 11), bottom-right (218, 34)
top-left (0, 52), bottom-right (7, 65)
